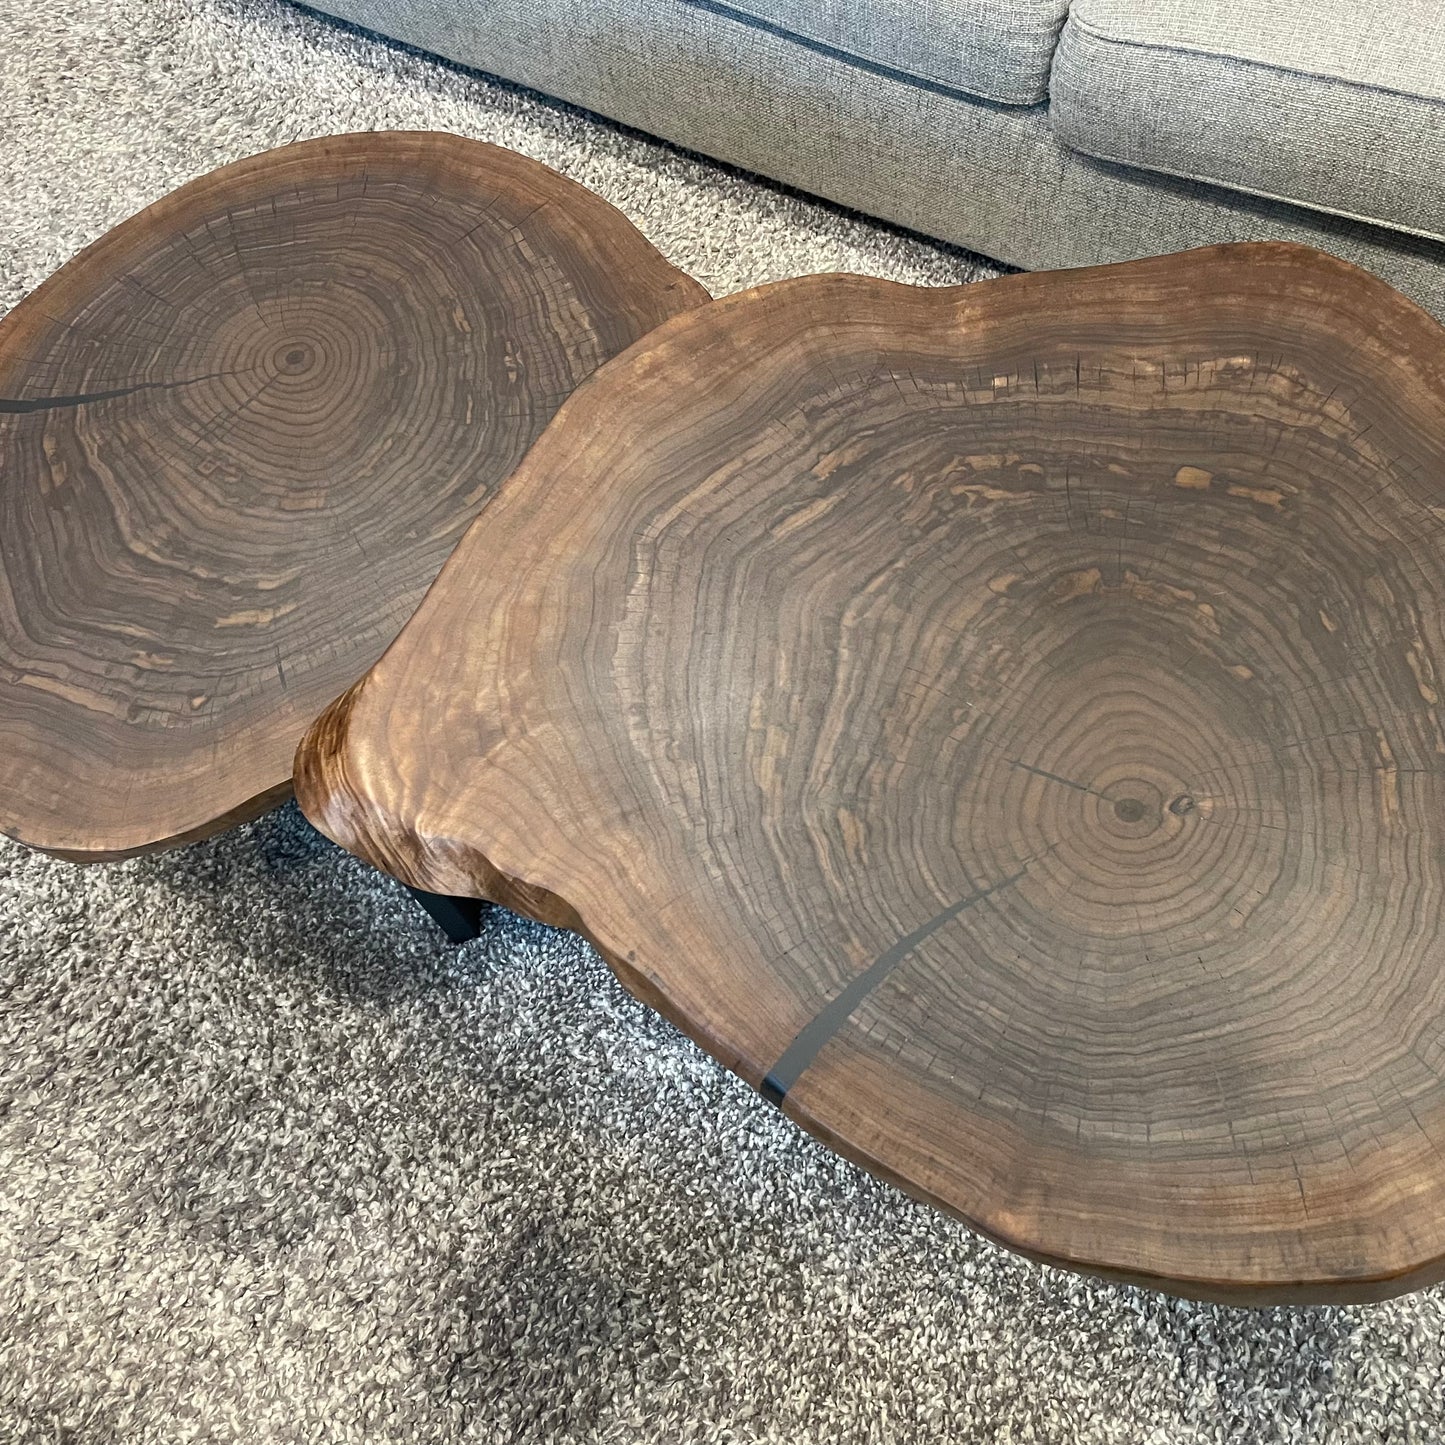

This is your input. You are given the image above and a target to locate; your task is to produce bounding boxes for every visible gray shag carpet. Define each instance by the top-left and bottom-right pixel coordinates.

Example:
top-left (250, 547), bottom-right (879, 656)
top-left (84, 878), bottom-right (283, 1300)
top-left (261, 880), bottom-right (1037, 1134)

top-left (2, 3), bottom-right (1444, 1441)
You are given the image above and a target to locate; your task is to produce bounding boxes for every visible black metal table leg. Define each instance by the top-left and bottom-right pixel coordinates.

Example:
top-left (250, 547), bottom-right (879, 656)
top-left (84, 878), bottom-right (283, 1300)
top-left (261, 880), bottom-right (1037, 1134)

top-left (405, 886), bottom-right (487, 943)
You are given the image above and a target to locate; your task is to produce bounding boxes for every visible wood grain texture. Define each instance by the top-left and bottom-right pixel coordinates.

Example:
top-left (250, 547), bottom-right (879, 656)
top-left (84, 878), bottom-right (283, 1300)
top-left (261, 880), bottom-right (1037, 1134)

top-left (0, 131), bottom-right (706, 860)
top-left (297, 242), bottom-right (1445, 1303)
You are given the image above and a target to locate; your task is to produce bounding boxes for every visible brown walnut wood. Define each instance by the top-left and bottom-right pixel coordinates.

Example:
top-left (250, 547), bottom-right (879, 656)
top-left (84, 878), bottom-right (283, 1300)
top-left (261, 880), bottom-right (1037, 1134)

top-left (0, 131), bottom-right (707, 860)
top-left (297, 242), bottom-right (1445, 1303)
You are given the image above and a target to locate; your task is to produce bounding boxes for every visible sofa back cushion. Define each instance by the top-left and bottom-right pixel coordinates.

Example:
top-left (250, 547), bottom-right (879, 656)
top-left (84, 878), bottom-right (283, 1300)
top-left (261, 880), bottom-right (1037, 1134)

top-left (1051, 0), bottom-right (1445, 240)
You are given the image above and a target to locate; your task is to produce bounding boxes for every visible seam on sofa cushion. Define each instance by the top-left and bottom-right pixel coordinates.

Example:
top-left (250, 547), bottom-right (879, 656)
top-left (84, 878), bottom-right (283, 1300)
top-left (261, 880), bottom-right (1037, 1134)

top-left (1066, 9), bottom-right (1445, 106)
top-left (1055, 130), bottom-right (1445, 247)
top-left (682, 0), bottom-right (1051, 107)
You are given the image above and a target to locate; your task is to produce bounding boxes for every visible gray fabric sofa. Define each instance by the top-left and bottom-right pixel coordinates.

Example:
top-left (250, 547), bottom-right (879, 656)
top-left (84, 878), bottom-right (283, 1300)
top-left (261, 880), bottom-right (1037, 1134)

top-left (306, 0), bottom-right (1445, 316)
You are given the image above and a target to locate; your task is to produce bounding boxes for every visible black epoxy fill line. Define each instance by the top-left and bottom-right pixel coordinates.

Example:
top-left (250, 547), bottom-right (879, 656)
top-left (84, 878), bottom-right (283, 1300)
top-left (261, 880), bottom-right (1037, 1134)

top-left (0, 370), bottom-right (239, 414)
top-left (761, 866), bottom-right (1029, 1105)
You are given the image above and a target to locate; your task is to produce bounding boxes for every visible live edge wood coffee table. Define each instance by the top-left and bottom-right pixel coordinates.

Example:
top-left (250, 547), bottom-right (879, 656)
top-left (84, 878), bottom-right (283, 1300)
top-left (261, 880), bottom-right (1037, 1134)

top-left (0, 132), bottom-right (705, 859)
top-left (298, 243), bottom-right (1445, 1305)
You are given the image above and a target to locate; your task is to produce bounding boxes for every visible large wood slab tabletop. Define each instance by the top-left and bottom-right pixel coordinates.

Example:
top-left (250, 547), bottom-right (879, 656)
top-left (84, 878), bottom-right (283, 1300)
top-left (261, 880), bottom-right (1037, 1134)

top-left (298, 242), bottom-right (1445, 1303)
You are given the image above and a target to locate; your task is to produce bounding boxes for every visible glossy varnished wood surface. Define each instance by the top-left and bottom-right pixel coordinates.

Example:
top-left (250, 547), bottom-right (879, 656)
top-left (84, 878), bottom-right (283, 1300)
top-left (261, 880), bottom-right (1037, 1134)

top-left (297, 243), bottom-right (1445, 1302)
top-left (0, 131), bottom-right (706, 859)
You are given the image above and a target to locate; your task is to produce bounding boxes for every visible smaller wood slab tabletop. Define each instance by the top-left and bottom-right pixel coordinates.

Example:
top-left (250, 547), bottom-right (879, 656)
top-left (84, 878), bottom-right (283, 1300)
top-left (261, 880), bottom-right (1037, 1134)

top-left (0, 131), bottom-right (706, 860)
top-left (298, 243), bottom-right (1445, 1303)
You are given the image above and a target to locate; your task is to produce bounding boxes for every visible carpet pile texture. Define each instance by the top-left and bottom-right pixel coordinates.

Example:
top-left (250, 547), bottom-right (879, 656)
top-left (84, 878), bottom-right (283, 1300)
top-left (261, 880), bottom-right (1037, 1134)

top-left (2, 3), bottom-right (1444, 1442)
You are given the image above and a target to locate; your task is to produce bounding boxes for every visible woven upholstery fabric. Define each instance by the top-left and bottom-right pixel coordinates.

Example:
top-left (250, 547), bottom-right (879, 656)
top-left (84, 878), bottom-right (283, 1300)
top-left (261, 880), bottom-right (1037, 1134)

top-left (1052, 0), bottom-right (1445, 242)
top-left (693, 0), bottom-right (1070, 105)
top-left (310, 0), bottom-right (1445, 317)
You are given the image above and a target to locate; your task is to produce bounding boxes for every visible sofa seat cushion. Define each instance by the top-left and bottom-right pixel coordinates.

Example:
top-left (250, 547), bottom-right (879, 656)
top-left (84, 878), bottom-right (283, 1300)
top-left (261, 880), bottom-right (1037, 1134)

top-left (1050, 0), bottom-right (1445, 241)
top-left (692, 0), bottom-right (1070, 105)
